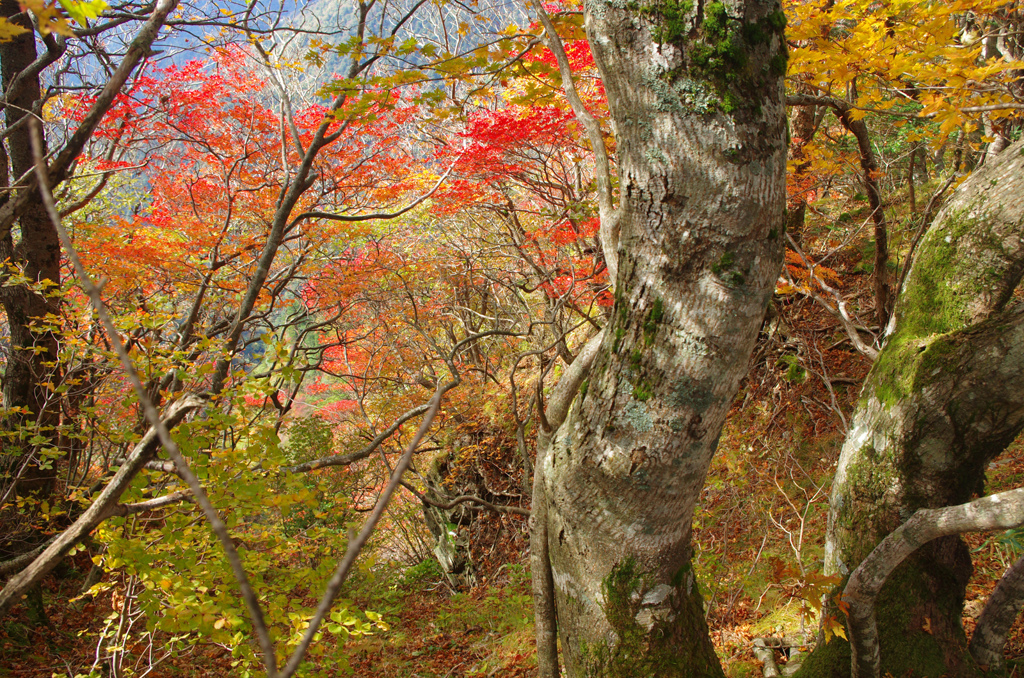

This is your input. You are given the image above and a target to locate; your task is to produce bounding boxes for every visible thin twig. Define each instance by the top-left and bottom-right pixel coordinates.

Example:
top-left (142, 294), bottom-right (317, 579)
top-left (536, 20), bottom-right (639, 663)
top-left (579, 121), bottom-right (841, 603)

top-left (785, 233), bottom-right (878, 359)
top-left (528, 0), bottom-right (619, 283)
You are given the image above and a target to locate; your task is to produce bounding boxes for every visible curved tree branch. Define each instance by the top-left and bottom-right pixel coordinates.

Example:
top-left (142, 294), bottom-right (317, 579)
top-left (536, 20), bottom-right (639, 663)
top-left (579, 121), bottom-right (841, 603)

top-left (288, 404), bottom-right (430, 473)
top-left (402, 481), bottom-right (531, 517)
top-left (970, 552), bottom-right (1024, 671)
top-left (543, 329), bottom-right (604, 432)
top-left (531, 329), bottom-right (603, 677)
top-left (287, 155), bottom-right (460, 228)
top-left (845, 486), bottom-right (1024, 678)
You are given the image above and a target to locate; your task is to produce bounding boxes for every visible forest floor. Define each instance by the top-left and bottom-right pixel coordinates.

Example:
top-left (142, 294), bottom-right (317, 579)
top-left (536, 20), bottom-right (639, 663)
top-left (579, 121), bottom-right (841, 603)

top-left (5, 429), bottom-right (1024, 677)
top-left (7, 373), bottom-right (1024, 677)
top-left (6, 208), bottom-right (1024, 676)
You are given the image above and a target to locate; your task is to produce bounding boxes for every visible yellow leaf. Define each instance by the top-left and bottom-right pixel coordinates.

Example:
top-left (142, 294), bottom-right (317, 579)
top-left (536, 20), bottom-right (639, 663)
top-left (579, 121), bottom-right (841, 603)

top-left (0, 17), bottom-right (29, 41)
top-left (822, 614), bottom-right (848, 642)
top-left (58, 0), bottom-right (108, 26)
top-left (20, 0), bottom-right (73, 36)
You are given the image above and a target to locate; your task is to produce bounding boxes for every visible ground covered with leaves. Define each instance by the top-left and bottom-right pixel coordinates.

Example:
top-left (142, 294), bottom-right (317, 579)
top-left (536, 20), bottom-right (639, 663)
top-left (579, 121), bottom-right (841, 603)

top-left (5, 436), bottom-right (1024, 677)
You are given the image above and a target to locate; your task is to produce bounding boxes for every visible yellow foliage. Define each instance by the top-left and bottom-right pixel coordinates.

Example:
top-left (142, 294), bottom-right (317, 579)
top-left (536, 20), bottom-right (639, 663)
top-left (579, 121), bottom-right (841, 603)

top-left (786, 0), bottom-right (1024, 140)
top-left (0, 17), bottom-right (29, 41)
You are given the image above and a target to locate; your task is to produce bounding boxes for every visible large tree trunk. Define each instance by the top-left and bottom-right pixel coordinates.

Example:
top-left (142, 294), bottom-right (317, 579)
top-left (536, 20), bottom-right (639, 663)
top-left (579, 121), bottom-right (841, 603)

top-left (0, 0), bottom-right (62, 501)
top-left (799, 139), bottom-right (1024, 677)
top-left (533, 0), bottom-right (788, 674)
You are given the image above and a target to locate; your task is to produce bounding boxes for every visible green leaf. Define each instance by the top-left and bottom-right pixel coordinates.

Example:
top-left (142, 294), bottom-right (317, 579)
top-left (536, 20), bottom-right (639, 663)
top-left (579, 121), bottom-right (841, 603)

top-left (59, 0), bottom-right (108, 25)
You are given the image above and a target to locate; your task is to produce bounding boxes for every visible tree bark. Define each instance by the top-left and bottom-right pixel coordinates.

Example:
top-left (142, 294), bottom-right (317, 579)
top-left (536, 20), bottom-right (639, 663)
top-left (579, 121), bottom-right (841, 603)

top-left (844, 487), bottom-right (1024, 678)
top-left (533, 330), bottom-right (604, 678)
top-left (534, 0), bottom-right (787, 674)
top-left (0, 0), bottom-right (61, 499)
top-left (785, 84), bottom-right (820, 241)
top-left (834, 109), bottom-right (890, 327)
top-left (785, 94), bottom-right (891, 327)
top-left (969, 552), bottom-right (1024, 672)
top-left (798, 138), bottom-right (1024, 677)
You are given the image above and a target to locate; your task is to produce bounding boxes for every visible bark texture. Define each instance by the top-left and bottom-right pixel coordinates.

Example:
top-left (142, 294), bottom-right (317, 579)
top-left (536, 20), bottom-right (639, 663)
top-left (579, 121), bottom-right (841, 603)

top-left (0, 0), bottom-right (61, 499)
top-left (536, 0), bottom-right (788, 674)
top-left (799, 139), bottom-right (1024, 677)
top-left (970, 552), bottom-right (1024, 671)
top-left (843, 453), bottom-right (1024, 678)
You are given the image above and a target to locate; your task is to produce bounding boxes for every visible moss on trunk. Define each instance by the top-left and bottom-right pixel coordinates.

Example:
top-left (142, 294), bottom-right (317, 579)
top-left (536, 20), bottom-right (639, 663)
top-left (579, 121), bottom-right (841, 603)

top-left (798, 548), bottom-right (978, 678)
top-left (804, 138), bottom-right (1024, 677)
top-left (574, 558), bottom-right (724, 677)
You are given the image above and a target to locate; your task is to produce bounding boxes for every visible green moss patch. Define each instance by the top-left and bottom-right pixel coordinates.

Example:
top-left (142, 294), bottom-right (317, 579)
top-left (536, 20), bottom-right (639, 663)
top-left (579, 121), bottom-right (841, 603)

top-left (577, 557), bottom-right (725, 677)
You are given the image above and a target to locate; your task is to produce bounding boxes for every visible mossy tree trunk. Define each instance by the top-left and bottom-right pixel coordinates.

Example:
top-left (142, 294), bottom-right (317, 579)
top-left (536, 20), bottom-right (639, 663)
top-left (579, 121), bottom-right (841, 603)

top-left (0, 0), bottom-right (62, 502)
top-left (798, 139), bottom-right (1024, 677)
top-left (533, 0), bottom-right (788, 675)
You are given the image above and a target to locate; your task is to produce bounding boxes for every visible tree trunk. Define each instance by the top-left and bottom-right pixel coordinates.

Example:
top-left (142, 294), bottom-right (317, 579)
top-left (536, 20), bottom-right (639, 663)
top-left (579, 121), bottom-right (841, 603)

top-left (786, 84), bottom-right (820, 241)
top-left (835, 110), bottom-right (890, 328)
top-left (970, 552), bottom-right (1024, 672)
top-left (798, 138), bottom-right (1024, 677)
top-left (0, 0), bottom-right (62, 501)
top-left (844, 487), bottom-right (1024, 678)
top-left (534, 0), bottom-right (788, 674)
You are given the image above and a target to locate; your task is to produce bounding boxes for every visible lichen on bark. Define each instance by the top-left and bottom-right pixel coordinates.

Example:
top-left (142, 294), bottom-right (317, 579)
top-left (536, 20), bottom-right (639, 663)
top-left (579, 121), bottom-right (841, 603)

top-left (803, 138), bottom-right (1024, 677)
top-left (592, 0), bottom-right (787, 116)
top-left (530, 0), bottom-right (787, 672)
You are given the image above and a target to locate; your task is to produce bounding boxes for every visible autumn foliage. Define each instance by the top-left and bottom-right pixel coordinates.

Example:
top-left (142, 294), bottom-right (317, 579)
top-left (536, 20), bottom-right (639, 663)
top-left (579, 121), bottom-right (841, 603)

top-left (3, 0), bottom-right (1024, 673)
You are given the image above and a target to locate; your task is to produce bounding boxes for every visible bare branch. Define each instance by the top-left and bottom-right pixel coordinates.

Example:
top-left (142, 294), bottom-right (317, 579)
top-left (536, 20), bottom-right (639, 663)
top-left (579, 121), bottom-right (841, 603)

top-left (527, 0), bottom-right (619, 284)
top-left (544, 329), bottom-right (604, 431)
top-left (402, 481), bottom-right (531, 517)
top-left (970, 552), bottom-right (1024, 671)
top-left (0, 539), bottom-right (53, 578)
top-left (786, 94), bottom-right (1024, 118)
top-left (784, 234), bottom-right (878, 359)
top-left (279, 380), bottom-right (452, 678)
top-left (0, 0), bottom-right (180, 241)
top-left (289, 155), bottom-right (461, 228)
top-left (287, 404), bottom-right (430, 473)
top-left (105, 491), bottom-right (192, 518)
top-left (844, 487), bottom-right (1024, 678)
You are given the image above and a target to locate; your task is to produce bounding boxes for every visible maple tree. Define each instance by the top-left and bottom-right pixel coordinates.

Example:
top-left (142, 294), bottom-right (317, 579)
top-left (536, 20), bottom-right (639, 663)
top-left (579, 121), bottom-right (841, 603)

top-left (0, 0), bottom-right (523, 671)
top-left (4, 0), bottom-right (1024, 676)
top-left (0, 1), bottom-right (620, 671)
